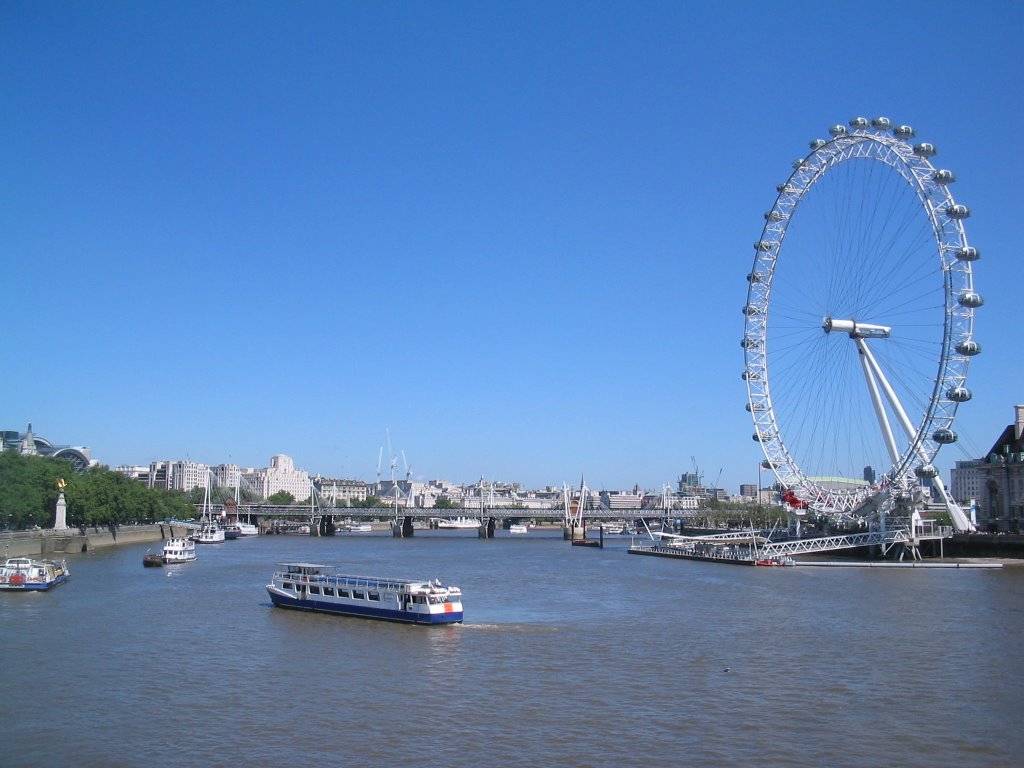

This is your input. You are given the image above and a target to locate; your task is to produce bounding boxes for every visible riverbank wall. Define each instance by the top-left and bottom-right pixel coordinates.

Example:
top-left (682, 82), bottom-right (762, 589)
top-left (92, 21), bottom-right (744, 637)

top-left (0, 523), bottom-right (189, 558)
top-left (944, 533), bottom-right (1024, 558)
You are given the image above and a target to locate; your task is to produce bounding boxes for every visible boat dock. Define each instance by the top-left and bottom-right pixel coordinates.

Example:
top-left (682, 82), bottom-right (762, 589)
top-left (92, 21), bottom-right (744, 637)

top-left (791, 560), bottom-right (1002, 568)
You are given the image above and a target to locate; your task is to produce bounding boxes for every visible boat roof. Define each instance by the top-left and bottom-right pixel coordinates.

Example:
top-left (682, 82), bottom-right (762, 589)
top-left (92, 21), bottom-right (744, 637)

top-left (274, 563), bottom-right (446, 587)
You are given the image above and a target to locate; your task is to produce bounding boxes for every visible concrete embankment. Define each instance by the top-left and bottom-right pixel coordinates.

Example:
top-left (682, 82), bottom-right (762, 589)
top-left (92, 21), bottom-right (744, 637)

top-left (944, 533), bottom-right (1024, 559)
top-left (0, 524), bottom-right (189, 558)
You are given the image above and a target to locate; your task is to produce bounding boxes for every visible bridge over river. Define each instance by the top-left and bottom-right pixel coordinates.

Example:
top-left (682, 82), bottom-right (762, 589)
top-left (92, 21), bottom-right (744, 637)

top-left (215, 504), bottom-right (660, 539)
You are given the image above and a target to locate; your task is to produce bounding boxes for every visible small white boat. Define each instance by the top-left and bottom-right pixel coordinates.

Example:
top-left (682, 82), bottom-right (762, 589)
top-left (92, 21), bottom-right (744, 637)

top-left (509, 523), bottom-right (529, 534)
top-left (341, 522), bottom-right (372, 533)
top-left (0, 557), bottom-right (71, 591)
top-left (437, 517), bottom-right (480, 529)
top-left (162, 537), bottom-right (197, 563)
top-left (266, 563), bottom-right (463, 624)
top-left (234, 521), bottom-right (259, 536)
top-left (194, 522), bottom-right (225, 543)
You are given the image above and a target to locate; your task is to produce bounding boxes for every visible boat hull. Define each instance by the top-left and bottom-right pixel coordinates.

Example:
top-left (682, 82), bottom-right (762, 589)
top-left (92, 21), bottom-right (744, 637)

top-left (0, 573), bottom-right (70, 591)
top-left (266, 587), bottom-right (463, 624)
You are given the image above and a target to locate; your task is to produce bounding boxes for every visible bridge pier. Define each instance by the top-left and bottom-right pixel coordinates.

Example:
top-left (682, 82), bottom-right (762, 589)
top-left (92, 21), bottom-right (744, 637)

top-left (564, 522), bottom-right (587, 541)
top-left (392, 516), bottom-right (415, 538)
top-left (478, 518), bottom-right (496, 539)
top-left (316, 515), bottom-right (336, 537)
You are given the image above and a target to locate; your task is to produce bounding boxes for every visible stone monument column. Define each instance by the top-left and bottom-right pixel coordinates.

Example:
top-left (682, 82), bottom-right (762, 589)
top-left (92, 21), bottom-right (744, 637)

top-left (54, 478), bottom-right (69, 530)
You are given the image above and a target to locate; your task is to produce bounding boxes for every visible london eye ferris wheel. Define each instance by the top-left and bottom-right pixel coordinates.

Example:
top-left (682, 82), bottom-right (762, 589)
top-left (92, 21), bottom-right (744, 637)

top-left (743, 117), bottom-right (980, 529)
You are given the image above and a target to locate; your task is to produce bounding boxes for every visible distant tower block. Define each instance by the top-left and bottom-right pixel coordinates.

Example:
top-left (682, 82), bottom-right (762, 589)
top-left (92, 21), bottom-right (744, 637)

top-left (863, 466), bottom-right (876, 484)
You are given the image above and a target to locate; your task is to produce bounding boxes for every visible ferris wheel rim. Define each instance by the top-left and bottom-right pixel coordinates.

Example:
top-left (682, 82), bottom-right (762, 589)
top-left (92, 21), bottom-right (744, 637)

top-left (743, 118), bottom-right (979, 514)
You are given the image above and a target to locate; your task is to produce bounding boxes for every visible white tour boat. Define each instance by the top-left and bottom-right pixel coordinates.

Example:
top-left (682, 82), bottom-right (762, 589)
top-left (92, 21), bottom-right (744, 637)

top-left (0, 557), bottom-right (71, 591)
top-left (509, 523), bottom-right (529, 534)
top-left (437, 517), bottom-right (480, 529)
top-left (340, 522), bottom-right (373, 533)
top-left (162, 536), bottom-right (197, 563)
top-left (194, 521), bottom-right (225, 543)
top-left (266, 563), bottom-right (464, 624)
top-left (234, 520), bottom-right (259, 536)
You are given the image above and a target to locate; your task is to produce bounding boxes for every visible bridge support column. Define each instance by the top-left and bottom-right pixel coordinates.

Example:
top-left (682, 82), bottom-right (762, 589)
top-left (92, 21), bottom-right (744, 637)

top-left (318, 515), bottom-right (336, 536)
top-left (391, 516), bottom-right (415, 537)
top-left (564, 522), bottom-right (587, 541)
top-left (478, 518), bottom-right (496, 539)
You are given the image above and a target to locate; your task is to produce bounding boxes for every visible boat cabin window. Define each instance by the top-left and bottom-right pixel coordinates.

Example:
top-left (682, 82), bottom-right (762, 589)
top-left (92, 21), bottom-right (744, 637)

top-left (322, 587), bottom-right (335, 597)
top-left (282, 582), bottom-right (294, 590)
top-left (412, 595), bottom-right (426, 604)
top-left (338, 589), bottom-right (350, 598)
top-left (368, 592), bottom-right (380, 601)
top-left (353, 591), bottom-right (365, 600)
top-left (308, 586), bottom-right (320, 595)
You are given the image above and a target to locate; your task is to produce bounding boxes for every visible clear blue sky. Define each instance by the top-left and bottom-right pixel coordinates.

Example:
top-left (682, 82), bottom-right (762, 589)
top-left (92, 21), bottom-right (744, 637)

top-left (2, 1), bottom-right (1021, 494)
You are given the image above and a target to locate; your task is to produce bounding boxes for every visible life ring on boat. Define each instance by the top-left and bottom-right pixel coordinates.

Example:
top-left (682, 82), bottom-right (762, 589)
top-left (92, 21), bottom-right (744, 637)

top-left (10, 573), bottom-right (25, 585)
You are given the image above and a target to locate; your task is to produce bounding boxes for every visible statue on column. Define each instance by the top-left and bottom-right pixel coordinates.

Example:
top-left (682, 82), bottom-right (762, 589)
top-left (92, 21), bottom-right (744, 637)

top-left (54, 478), bottom-right (69, 530)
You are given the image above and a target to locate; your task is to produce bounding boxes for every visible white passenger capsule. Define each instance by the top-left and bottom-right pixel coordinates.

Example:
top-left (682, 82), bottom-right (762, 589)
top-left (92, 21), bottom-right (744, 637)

top-left (932, 428), bottom-right (957, 444)
top-left (956, 246), bottom-right (980, 261)
top-left (809, 138), bottom-right (826, 150)
top-left (915, 464), bottom-right (938, 479)
top-left (828, 124), bottom-right (848, 137)
top-left (914, 143), bottom-right (937, 157)
top-left (958, 291), bottom-right (984, 308)
top-left (871, 117), bottom-right (892, 130)
top-left (947, 386), bottom-right (972, 402)
top-left (849, 117), bottom-right (869, 129)
top-left (946, 204), bottom-right (970, 219)
top-left (955, 340), bottom-right (981, 355)
top-left (933, 169), bottom-right (956, 184)
top-left (893, 125), bottom-right (915, 139)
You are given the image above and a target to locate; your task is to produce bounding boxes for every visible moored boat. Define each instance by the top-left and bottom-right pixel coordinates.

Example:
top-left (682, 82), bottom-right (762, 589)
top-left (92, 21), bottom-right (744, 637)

top-left (341, 522), bottom-right (373, 533)
top-left (755, 557), bottom-right (796, 567)
top-left (143, 552), bottom-right (164, 568)
top-left (233, 520), bottom-right (259, 536)
top-left (0, 557), bottom-right (71, 591)
top-left (193, 522), bottom-right (225, 543)
top-left (266, 563), bottom-right (463, 624)
top-left (509, 523), bottom-right (528, 534)
top-left (437, 517), bottom-right (480, 529)
top-left (162, 536), bottom-right (197, 563)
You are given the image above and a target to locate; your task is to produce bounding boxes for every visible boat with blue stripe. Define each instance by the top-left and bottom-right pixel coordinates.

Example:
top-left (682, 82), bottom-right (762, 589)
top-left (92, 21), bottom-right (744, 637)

top-left (0, 557), bottom-right (70, 591)
top-left (266, 563), bottom-right (463, 624)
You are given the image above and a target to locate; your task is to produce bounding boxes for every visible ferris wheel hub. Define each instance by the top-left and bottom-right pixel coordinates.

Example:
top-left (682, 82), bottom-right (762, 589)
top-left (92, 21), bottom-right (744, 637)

top-left (821, 317), bottom-right (891, 338)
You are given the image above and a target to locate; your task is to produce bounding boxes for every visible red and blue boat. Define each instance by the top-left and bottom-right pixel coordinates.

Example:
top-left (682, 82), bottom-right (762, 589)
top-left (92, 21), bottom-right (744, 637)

top-left (0, 557), bottom-right (71, 591)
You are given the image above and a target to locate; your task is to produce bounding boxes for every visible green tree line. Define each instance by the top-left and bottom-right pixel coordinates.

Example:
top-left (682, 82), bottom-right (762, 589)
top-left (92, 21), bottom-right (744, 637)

top-left (0, 452), bottom-right (195, 530)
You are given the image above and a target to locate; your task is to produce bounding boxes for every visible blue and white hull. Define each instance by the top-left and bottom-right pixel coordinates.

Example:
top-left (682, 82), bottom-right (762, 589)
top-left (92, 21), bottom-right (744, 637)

top-left (266, 563), bottom-right (463, 625)
top-left (267, 589), bottom-right (463, 624)
top-left (0, 557), bottom-right (71, 591)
